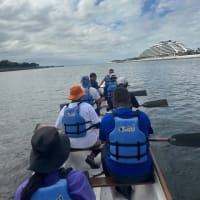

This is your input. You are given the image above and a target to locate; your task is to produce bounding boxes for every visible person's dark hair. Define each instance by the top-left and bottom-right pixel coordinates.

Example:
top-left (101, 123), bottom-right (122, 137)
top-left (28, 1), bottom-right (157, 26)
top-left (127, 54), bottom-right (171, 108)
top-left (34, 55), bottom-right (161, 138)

top-left (90, 72), bottom-right (97, 79)
top-left (109, 68), bottom-right (114, 73)
top-left (21, 173), bottom-right (45, 200)
top-left (113, 87), bottom-right (130, 104)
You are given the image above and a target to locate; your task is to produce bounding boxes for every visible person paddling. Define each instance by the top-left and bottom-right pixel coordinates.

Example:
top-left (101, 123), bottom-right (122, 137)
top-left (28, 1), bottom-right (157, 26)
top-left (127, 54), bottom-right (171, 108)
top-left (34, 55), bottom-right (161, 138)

top-left (99, 87), bottom-right (154, 199)
top-left (99, 68), bottom-right (115, 99)
top-left (117, 76), bottom-right (139, 108)
top-left (106, 73), bottom-right (117, 111)
top-left (55, 85), bottom-right (101, 169)
top-left (81, 75), bottom-right (102, 115)
top-left (14, 126), bottom-right (95, 200)
top-left (89, 72), bottom-right (99, 90)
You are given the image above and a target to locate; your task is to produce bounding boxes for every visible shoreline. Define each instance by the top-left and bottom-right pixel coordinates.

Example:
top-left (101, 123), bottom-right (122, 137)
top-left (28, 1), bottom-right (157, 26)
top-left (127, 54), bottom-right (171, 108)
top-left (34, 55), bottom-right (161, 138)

top-left (0, 65), bottom-right (64, 72)
top-left (111, 54), bottom-right (200, 63)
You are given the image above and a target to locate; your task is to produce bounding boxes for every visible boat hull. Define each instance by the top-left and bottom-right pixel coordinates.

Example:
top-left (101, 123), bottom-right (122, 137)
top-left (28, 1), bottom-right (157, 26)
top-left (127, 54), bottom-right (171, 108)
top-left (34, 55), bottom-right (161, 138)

top-left (35, 123), bottom-right (173, 200)
top-left (65, 148), bottom-right (173, 200)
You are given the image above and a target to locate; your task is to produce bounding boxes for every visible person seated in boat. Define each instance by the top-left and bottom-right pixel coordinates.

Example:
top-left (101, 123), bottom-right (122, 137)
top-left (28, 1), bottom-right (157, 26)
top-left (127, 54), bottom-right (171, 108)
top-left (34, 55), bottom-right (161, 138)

top-left (89, 72), bottom-right (99, 90)
top-left (14, 126), bottom-right (95, 200)
top-left (99, 87), bottom-right (154, 199)
top-left (99, 68), bottom-right (115, 99)
top-left (55, 85), bottom-right (101, 169)
top-left (81, 75), bottom-right (102, 115)
top-left (117, 76), bottom-right (139, 108)
top-left (106, 73), bottom-right (117, 111)
top-left (90, 72), bottom-right (104, 97)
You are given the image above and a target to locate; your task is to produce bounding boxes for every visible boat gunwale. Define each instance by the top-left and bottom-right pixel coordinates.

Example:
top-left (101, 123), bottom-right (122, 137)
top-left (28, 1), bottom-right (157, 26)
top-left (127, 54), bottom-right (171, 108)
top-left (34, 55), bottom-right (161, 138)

top-left (150, 148), bottom-right (173, 200)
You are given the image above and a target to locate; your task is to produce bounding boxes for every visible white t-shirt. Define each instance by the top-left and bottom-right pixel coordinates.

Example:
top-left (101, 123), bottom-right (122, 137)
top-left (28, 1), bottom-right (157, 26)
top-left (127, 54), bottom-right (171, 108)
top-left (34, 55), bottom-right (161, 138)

top-left (82, 86), bottom-right (100, 109)
top-left (89, 87), bottom-right (100, 101)
top-left (55, 102), bottom-right (100, 148)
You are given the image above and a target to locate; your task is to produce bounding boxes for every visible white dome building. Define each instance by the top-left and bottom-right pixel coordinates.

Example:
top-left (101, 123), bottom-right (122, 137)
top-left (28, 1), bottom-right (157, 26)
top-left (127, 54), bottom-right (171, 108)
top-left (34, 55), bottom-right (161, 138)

top-left (140, 40), bottom-right (192, 58)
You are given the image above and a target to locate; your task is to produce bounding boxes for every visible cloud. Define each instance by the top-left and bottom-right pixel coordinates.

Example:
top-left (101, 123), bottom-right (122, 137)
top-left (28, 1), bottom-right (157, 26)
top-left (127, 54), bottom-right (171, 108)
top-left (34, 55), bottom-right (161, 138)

top-left (0, 0), bottom-right (199, 65)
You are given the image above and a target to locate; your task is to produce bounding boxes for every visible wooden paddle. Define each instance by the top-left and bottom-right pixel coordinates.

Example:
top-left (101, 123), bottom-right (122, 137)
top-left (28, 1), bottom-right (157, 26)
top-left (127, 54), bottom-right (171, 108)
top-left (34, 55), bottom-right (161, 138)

top-left (149, 133), bottom-right (200, 147)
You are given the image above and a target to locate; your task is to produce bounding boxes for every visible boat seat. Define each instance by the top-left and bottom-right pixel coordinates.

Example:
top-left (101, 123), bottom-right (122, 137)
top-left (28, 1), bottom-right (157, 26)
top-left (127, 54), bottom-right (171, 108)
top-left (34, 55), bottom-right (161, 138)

top-left (90, 176), bottom-right (155, 187)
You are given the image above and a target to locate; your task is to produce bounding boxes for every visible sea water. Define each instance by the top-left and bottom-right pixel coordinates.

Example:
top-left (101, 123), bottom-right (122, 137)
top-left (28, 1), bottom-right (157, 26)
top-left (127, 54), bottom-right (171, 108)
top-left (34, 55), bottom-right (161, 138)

top-left (0, 58), bottom-right (200, 200)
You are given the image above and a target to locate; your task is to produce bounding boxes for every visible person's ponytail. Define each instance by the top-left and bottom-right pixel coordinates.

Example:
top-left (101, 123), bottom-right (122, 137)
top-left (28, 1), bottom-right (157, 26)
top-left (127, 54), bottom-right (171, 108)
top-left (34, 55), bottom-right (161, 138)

top-left (21, 173), bottom-right (45, 200)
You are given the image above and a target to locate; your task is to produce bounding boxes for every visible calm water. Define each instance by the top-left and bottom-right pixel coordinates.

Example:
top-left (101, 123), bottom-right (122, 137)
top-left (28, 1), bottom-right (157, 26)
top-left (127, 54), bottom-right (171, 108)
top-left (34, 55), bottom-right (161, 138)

top-left (1, 59), bottom-right (200, 200)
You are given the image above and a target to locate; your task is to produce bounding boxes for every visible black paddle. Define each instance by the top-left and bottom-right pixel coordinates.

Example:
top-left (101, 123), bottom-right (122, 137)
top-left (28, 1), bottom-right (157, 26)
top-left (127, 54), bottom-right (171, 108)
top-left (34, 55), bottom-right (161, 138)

top-left (60, 103), bottom-right (69, 110)
top-left (129, 90), bottom-right (147, 96)
top-left (59, 90), bottom-right (148, 110)
top-left (100, 99), bottom-right (168, 110)
top-left (100, 86), bottom-right (147, 96)
top-left (149, 133), bottom-right (200, 147)
top-left (140, 99), bottom-right (168, 107)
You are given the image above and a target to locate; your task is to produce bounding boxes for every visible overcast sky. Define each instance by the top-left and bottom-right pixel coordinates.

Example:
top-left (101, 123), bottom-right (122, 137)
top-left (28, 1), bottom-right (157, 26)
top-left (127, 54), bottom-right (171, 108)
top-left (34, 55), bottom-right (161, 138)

top-left (0, 0), bottom-right (199, 66)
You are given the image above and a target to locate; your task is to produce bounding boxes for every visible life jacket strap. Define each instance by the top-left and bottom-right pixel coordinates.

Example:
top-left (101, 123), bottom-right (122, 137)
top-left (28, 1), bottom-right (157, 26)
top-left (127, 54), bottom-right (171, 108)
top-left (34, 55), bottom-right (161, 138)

top-left (64, 121), bottom-right (92, 134)
top-left (109, 152), bottom-right (147, 159)
top-left (109, 141), bottom-right (147, 146)
top-left (109, 141), bottom-right (147, 160)
top-left (59, 167), bottom-right (73, 178)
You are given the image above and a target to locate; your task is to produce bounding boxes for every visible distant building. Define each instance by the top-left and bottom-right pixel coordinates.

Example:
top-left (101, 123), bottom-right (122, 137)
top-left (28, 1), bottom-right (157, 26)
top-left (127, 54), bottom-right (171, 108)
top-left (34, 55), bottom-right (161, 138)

top-left (139, 40), bottom-right (192, 58)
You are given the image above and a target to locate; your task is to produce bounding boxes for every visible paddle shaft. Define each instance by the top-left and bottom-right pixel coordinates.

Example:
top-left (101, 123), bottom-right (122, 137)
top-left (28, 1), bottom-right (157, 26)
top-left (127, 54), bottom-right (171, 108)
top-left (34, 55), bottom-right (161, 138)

top-left (149, 138), bottom-right (170, 142)
top-left (149, 133), bottom-right (200, 147)
top-left (60, 90), bottom-right (149, 110)
top-left (99, 87), bottom-right (147, 96)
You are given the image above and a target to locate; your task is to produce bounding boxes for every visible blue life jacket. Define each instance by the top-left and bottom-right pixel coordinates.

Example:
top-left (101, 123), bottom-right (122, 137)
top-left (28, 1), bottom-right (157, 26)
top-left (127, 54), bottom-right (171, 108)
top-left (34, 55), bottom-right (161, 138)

top-left (104, 76), bottom-right (110, 88)
top-left (81, 87), bottom-right (95, 105)
top-left (31, 179), bottom-right (72, 200)
top-left (107, 81), bottom-right (117, 98)
top-left (62, 103), bottom-right (92, 138)
top-left (108, 112), bottom-right (148, 164)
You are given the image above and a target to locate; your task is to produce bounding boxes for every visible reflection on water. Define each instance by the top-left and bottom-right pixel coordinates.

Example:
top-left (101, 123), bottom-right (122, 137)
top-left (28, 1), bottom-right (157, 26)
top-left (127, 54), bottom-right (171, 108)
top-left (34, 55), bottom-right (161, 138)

top-left (0, 59), bottom-right (200, 199)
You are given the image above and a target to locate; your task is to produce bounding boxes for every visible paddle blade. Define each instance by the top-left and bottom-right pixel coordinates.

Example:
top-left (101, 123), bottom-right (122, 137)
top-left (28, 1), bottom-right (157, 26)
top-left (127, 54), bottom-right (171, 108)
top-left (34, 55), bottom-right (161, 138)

top-left (129, 90), bottom-right (147, 96)
top-left (170, 133), bottom-right (200, 147)
top-left (141, 99), bottom-right (168, 108)
top-left (60, 103), bottom-right (69, 110)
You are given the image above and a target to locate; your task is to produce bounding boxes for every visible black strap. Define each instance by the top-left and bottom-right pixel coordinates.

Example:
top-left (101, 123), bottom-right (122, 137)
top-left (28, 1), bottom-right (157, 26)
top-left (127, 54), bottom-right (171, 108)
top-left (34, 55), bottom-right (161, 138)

top-left (109, 141), bottom-right (147, 160)
top-left (64, 120), bottom-right (91, 126)
top-left (110, 152), bottom-right (147, 159)
top-left (59, 167), bottom-right (73, 178)
top-left (64, 122), bottom-right (98, 135)
top-left (137, 142), bottom-right (141, 160)
top-left (112, 109), bottom-right (140, 118)
top-left (134, 109), bottom-right (140, 117)
top-left (109, 141), bottom-right (147, 147)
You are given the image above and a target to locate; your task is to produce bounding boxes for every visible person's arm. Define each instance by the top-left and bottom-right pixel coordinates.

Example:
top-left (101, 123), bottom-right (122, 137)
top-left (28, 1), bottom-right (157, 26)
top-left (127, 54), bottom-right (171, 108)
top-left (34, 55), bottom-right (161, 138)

top-left (92, 122), bottom-right (100, 129)
top-left (99, 113), bottom-right (114, 141)
top-left (99, 76), bottom-right (106, 87)
top-left (87, 103), bottom-right (101, 125)
top-left (138, 111), bottom-right (154, 135)
top-left (130, 93), bottom-right (139, 108)
top-left (67, 170), bottom-right (95, 200)
top-left (55, 106), bottom-right (66, 130)
top-left (90, 87), bottom-right (101, 104)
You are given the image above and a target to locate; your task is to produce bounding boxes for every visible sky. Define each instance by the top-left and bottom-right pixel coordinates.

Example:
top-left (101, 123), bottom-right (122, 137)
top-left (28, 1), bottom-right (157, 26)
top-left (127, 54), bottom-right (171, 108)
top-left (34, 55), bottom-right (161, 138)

top-left (0, 0), bottom-right (200, 66)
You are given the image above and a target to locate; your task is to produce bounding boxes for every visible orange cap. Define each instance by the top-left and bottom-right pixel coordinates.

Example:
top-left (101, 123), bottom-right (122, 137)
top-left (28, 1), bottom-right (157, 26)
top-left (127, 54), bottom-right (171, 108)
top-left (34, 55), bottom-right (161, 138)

top-left (68, 85), bottom-right (85, 100)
